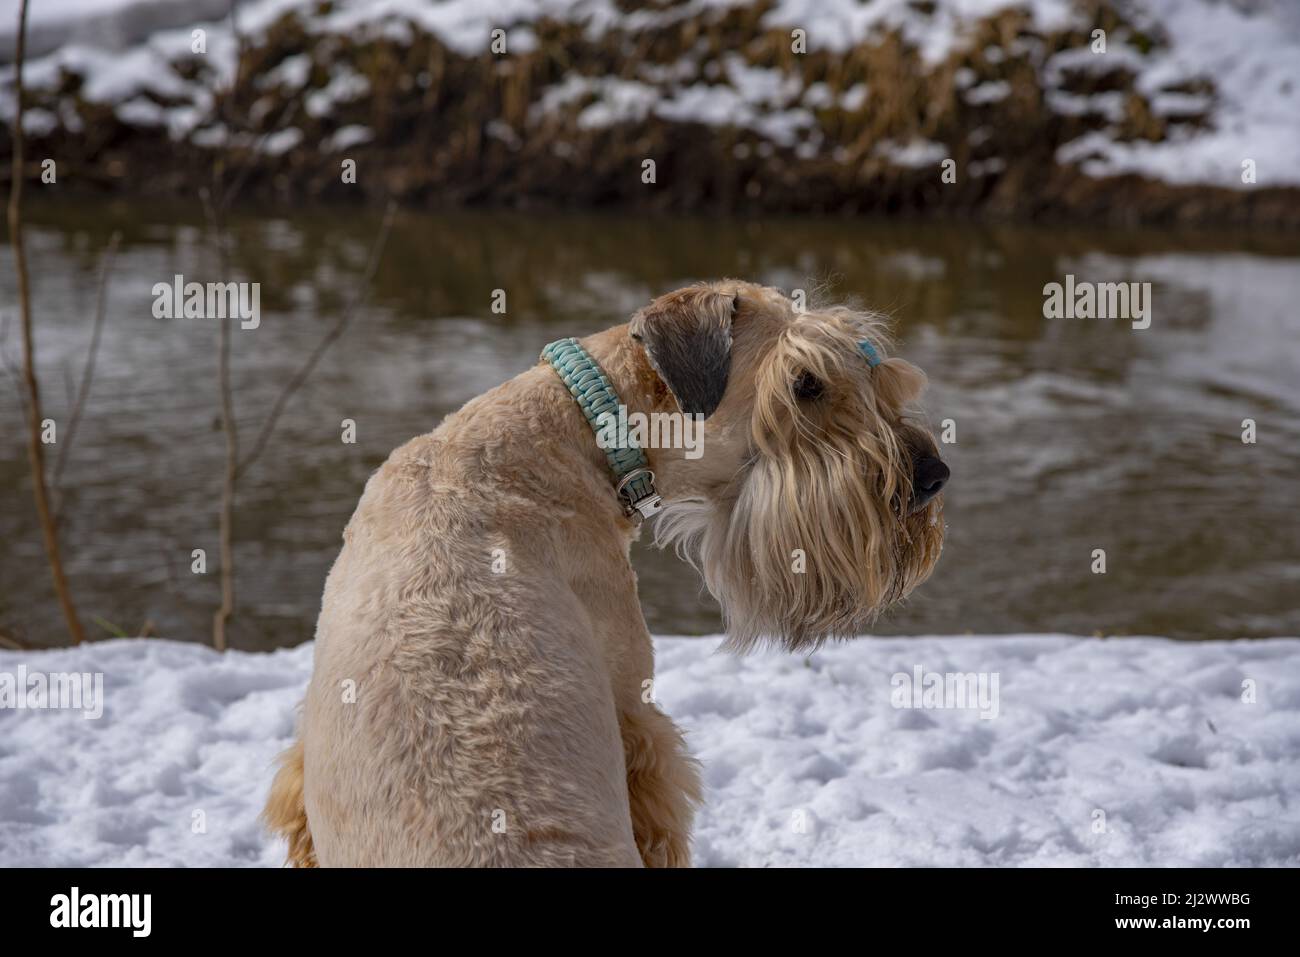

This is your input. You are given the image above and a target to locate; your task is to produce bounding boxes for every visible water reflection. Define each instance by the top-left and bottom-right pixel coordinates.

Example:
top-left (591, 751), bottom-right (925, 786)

top-left (2, 200), bottom-right (1298, 649)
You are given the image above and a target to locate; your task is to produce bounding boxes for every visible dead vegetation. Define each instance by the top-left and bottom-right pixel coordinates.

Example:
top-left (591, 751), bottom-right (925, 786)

top-left (1, 0), bottom-right (1296, 227)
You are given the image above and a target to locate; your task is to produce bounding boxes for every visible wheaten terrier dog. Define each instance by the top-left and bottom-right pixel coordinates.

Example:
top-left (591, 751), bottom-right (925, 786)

top-left (264, 280), bottom-right (948, 866)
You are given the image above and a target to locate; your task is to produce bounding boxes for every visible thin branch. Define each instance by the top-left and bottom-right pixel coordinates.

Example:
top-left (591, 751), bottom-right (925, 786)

top-left (0, 309), bottom-right (29, 409)
top-left (53, 231), bottom-right (121, 496)
top-left (209, 0), bottom-right (302, 208)
top-left (235, 200), bottom-right (397, 478)
top-left (228, 0), bottom-right (245, 87)
top-left (198, 0), bottom-right (387, 650)
top-left (0, 628), bottom-right (31, 650)
top-left (8, 0), bottom-right (86, 645)
top-left (196, 0), bottom-right (253, 653)
top-left (222, 97), bottom-right (300, 208)
top-left (199, 185), bottom-right (239, 654)
top-left (198, 185), bottom-right (238, 458)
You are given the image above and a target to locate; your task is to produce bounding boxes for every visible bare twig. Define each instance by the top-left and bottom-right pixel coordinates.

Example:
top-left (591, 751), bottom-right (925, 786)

top-left (236, 201), bottom-right (397, 478)
top-left (228, 0), bottom-right (246, 88)
top-left (8, 0), bottom-right (86, 645)
top-left (196, 0), bottom-right (253, 654)
top-left (0, 309), bottom-right (30, 409)
top-left (199, 186), bottom-right (239, 654)
top-left (198, 1), bottom-right (392, 651)
top-left (53, 230), bottom-right (121, 500)
top-left (0, 627), bottom-right (31, 650)
top-left (222, 97), bottom-right (300, 209)
top-left (212, 283), bottom-right (237, 651)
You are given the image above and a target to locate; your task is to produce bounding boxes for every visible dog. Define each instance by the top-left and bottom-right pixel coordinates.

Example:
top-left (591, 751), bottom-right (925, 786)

top-left (264, 280), bottom-right (948, 866)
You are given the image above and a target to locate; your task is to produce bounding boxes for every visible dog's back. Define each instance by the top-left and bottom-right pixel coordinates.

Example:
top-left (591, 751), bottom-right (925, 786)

top-left (266, 367), bottom-right (643, 866)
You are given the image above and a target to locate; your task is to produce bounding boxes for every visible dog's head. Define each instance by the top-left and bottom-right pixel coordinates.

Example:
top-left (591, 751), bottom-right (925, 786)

top-left (632, 280), bottom-right (947, 651)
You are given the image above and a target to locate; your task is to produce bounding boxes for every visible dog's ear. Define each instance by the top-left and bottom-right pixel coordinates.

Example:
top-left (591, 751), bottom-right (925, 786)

top-left (872, 356), bottom-right (927, 411)
top-left (630, 287), bottom-right (735, 418)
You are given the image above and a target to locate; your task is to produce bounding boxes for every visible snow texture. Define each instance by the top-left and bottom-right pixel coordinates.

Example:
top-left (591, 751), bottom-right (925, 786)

top-left (1053, 0), bottom-right (1300, 188)
top-left (2, 634), bottom-right (1297, 867)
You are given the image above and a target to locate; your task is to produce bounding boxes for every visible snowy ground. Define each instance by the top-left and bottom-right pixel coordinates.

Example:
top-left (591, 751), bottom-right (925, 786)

top-left (2, 634), bottom-right (1298, 867)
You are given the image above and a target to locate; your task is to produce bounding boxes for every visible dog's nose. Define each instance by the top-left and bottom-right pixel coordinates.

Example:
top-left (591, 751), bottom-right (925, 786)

top-left (911, 455), bottom-right (949, 510)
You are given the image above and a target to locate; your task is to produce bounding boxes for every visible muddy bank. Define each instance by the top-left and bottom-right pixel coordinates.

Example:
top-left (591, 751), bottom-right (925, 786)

top-left (1, 0), bottom-right (1296, 227)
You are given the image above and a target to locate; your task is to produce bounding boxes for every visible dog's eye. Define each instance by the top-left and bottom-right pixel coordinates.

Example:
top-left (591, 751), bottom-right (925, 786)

top-left (793, 371), bottom-right (824, 401)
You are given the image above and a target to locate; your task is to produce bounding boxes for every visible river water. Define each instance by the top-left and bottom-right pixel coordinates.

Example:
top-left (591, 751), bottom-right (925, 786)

top-left (3, 200), bottom-right (1298, 649)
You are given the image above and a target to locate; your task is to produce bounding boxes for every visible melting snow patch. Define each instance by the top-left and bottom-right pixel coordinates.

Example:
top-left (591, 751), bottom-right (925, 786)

top-left (876, 137), bottom-right (949, 168)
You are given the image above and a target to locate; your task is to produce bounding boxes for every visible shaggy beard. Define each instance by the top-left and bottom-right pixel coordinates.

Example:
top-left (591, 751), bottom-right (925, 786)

top-left (655, 302), bottom-right (946, 651)
top-left (655, 477), bottom-right (945, 653)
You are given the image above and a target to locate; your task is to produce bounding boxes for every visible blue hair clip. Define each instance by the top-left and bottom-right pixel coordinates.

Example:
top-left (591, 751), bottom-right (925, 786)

top-left (858, 340), bottom-right (883, 368)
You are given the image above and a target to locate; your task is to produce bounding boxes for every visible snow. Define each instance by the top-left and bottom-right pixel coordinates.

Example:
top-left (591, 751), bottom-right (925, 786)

top-left (529, 76), bottom-right (659, 130)
top-left (964, 80), bottom-right (1010, 105)
top-left (1053, 0), bottom-right (1300, 187)
top-left (260, 126), bottom-right (302, 155)
top-left (0, 0), bottom-right (136, 25)
top-left (256, 52), bottom-right (313, 92)
top-left (876, 137), bottom-right (951, 168)
top-left (759, 0), bottom-right (1078, 63)
top-left (323, 123), bottom-right (374, 152)
top-left (2, 633), bottom-right (1298, 867)
top-left (303, 63), bottom-right (369, 119)
top-left (115, 96), bottom-right (166, 127)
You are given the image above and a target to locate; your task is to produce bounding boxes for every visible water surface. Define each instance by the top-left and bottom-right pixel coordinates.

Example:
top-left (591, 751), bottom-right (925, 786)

top-left (3, 201), bottom-right (1298, 649)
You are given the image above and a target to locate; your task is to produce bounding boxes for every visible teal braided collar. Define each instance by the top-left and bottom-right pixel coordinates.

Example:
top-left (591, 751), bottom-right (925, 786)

top-left (541, 337), bottom-right (663, 523)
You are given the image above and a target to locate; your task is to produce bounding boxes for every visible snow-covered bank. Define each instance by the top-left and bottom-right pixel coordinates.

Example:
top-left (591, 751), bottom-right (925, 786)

top-left (1, 0), bottom-right (1297, 222)
top-left (2, 634), bottom-right (1298, 867)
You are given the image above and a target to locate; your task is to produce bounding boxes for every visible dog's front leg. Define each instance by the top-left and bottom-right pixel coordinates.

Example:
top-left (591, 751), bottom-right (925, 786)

top-left (620, 703), bottom-right (702, 867)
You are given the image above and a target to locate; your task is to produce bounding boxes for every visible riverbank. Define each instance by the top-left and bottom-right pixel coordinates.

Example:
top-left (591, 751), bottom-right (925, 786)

top-left (1, 0), bottom-right (1298, 227)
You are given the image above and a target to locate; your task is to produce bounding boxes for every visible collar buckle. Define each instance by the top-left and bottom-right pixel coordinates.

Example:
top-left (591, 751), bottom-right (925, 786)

top-left (615, 468), bottom-right (662, 525)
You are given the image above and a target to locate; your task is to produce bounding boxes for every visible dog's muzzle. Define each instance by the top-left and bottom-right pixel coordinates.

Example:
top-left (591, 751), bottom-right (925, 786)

top-left (910, 455), bottom-right (949, 512)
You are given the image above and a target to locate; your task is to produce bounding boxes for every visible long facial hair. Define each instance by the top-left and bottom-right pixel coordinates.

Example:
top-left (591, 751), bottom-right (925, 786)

top-left (656, 308), bottom-right (945, 652)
